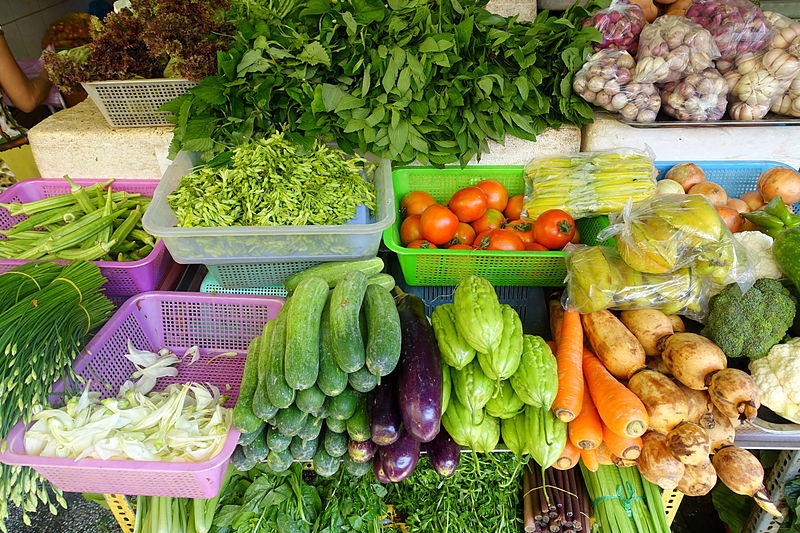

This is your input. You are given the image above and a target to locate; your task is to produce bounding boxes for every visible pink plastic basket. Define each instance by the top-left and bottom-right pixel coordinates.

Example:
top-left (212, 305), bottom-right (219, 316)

top-left (0, 291), bottom-right (284, 498)
top-left (0, 179), bottom-right (174, 297)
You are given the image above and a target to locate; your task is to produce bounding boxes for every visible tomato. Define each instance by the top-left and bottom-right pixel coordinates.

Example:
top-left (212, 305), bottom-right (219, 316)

top-left (407, 239), bottom-right (438, 249)
top-left (420, 204), bottom-right (459, 245)
top-left (472, 230), bottom-right (491, 249)
top-left (571, 226), bottom-right (581, 244)
top-left (504, 218), bottom-right (536, 247)
top-left (533, 209), bottom-right (576, 250)
top-left (400, 215), bottom-right (422, 245)
top-left (448, 187), bottom-right (487, 222)
top-left (476, 180), bottom-right (509, 212)
top-left (449, 222), bottom-right (477, 246)
top-left (526, 242), bottom-right (549, 251)
top-left (505, 194), bottom-right (524, 220)
top-left (400, 191), bottom-right (436, 218)
top-left (474, 229), bottom-right (524, 251)
top-left (471, 209), bottom-right (505, 234)
top-left (448, 244), bottom-right (473, 250)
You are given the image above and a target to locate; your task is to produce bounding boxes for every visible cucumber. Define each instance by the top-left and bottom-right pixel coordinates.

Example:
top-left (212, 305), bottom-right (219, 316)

top-left (330, 271), bottom-right (370, 373)
top-left (367, 273), bottom-right (396, 292)
top-left (313, 448), bottom-right (342, 477)
top-left (285, 257), bottom-right (384, 292)
top-left (266, 426), bottom-right (292, 452)
top-left (238, 423), bottom-right (265, 446)
top-left (265, 448), bottom-right (294, 473)
top-left (297, 415), bottom-right (324, 442)
top-left (327, 388), bottom-right (360, 421)
top-left (346, 397), bottom-right (371, 442)
top-left (253, 321), bottom-right (279, 421)
top-left (266, 307), bottom-right (295, 409)
top-left (344, 455), bottom-right (372, 477)
top-left (242, 428), bottom-right (269, 462)
top-left (232, 336), bottom-right (265, 433)
top-left (284, 277), bottom-right (328, 390)
top-left (326, 417), bottom-right (347, 434)
top-left (290, 436), bottom-right (318, 461)
top-left (364, 284), bottom-right (402, 380)
top-left (348, 365), bottom-right (378, 393)
top-left (231, 446), bottom-right (257, 471)
top-left (318, 299), bottom-right (348, 397)
top-left (324, 429), bottom-right (349, 457)
top-left (274, 405), bottom-right (307, 437)
top-left (296, 385), bottom-right (327, 415)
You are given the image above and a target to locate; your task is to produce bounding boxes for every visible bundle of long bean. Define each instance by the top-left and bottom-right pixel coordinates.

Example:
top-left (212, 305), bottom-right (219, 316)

top-left (0, 177), bottom-right (156, 262)
top-left (579, 464), bottom-right (670, 533)
top-left (0, 261), bottom-right (114, 532)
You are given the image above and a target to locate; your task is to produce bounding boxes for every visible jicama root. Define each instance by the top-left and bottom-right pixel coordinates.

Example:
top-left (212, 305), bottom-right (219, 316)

top-left (706, 368), bottom-right (760, 422)
top-left (661, 333), bottom-right (727, 390)
top-left (666, 421), bottom-right (711, 466)
top-left (637, 431), bottom-right (685, 490)
top-left (676, 382), bottom-right (714, 427)
top-left (697, 406), bottom-right (736, 453)
top-left (620, 309), bottom-right (674, 356)
top-left (628, 369), bottom-right (688, 434)
top-left (678, 462), bottom-right (718, 497)
top-left (713, 445), bottom-right (780, 518)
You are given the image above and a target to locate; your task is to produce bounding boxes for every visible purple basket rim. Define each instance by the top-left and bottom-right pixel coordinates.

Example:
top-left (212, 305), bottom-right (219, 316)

top-left (0, 178), bottom-right (166, 269)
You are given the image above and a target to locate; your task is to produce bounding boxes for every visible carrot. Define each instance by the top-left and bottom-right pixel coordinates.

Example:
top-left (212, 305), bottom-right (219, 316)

top-left (551, 439), bottom-right (581, 470)
top-left (581, 448), bottom-right (600, 472)
top-left (569, 387), bottom-right (603, 450)
top-left (596, 442), bottom-right (615, 465)
top-left (583, 349), bottom-right (649, 438)
top-left (602, 425), bottom-right (643, 460)
top-left (546, 340), bottom-right (557, 352)
top-left (548, 296), bottom-right (564, 346)
top-left (551, 310), bottom-right (584, 423)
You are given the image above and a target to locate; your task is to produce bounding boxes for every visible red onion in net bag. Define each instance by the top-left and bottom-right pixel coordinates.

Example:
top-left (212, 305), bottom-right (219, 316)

top-left (662, 68), bottom-right (727, 121)
top-left (583, 0), bottom-right (646, 54)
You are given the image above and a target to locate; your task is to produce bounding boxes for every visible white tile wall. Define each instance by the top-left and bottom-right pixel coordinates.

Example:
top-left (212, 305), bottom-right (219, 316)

top-left (1, 0), bottom-right (92, 59)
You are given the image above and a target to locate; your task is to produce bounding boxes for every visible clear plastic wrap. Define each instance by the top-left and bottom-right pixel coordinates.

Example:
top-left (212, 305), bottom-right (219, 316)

top-left (662, 67), bottom-right (727, 121)
top-left (597, 193), bottom-right (754, 291)
top-left (573, 49), bottom-right (661, 123)
top-left (772, 74), bottom-right (800, 117)
top-left (522, 149), bottom-right (657, 221)
top-left (563, 245), bottom-right (711, 320)
top-left (685, 0), bottom-right (774, 60)
top-left (583, 0), bottom-right (647, 54)
top-left (728, 50), bottom-right (797, 120)
top-left (633, 15), bottom-right (720, 84)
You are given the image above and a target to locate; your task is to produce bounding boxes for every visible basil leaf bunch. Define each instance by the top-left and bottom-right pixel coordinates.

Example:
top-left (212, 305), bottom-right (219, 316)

top-left (165, 0), bottom-right (607, 166)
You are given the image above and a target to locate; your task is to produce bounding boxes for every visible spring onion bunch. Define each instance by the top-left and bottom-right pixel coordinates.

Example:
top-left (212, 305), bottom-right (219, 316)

top-left (0, 261), bottom-right (114, 532)
top-left (579, 464), bottom-right (670, 533)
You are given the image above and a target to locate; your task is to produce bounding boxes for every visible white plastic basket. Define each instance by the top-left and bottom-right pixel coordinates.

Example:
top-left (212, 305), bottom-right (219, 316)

top-left (82, 79), bottom-right (196, 128)
top-left (744, 450), bottom-right (800, 533)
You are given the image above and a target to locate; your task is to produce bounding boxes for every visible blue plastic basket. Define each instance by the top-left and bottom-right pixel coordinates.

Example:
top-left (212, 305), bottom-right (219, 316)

top-left (655, 160), bottom-right (798, 211)
top-left (199, 272), bottom-right (289, 297)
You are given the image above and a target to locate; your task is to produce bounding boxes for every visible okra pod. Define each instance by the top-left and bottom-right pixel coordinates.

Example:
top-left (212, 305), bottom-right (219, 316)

top-left (129, 229), bottom-right (155, 246)
top-left (96, 188), bottom-right (114, 245)
top-left (15, 208), bottom-right (126, 259)
top-left (110, 241), bottom-right (137, 254)
top-left (131, 244), bottom-right (154, 260)
top-left (108, 207), bottom-right (141, 250)
top-left (64, 175), bottom-right (101, 214)
top-left (4, 231), bottom-right (49, 241)
top-left (54, 239), bottom-right (118, 261)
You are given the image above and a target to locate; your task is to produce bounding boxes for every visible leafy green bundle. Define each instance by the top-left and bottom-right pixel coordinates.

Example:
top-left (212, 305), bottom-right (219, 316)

top-left (164, 0), bottom-right (606, 166)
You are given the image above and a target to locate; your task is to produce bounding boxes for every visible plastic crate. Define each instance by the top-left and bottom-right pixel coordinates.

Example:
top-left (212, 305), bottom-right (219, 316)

top-left (0, 178), bottom-right (174, 298)
top-left (744, 450), bottom-right (800, 533)
top-left (143, 152), bottom-right (395, 287)
top-left (384, 166), bottom-right (613, 287)
top-left (200, 272), bottom-right (288, 297)
top-left (0, 291), bottom-right (284, 498)
top-left (82, 79), bottom-right (196, 128)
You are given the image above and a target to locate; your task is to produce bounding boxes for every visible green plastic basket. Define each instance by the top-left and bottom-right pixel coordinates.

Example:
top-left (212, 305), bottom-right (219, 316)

top-left (383, 166), bottom-right (612, 287)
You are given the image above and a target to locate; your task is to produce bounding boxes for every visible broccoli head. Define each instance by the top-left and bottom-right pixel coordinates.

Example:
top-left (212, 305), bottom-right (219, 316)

top-left (701, 278), bottom-right (797, 359)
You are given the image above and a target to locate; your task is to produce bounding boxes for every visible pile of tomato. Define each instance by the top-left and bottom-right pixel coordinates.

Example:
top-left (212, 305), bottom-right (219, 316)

top-left (398, 180), bottom-right (579, 251)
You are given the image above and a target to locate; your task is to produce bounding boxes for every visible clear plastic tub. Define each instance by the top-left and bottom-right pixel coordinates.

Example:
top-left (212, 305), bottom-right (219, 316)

top-left (143, 152), bottom-right (395, 265)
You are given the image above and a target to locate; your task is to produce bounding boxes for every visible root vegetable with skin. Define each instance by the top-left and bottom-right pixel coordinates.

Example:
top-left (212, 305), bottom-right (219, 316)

top-left (676, 382), bottom-right (714, 426)
top-left (706, 368), bottom-right (760, 422)
top-left (628, 368), bottom-right (688, 434)
top-left (713, 445), bottom-right (780, 518)
top-left (582, 310), bottom-right (647, 380)
top-left (661, 333), bottom-right (727, 390)
top-left (620, 309), bottom-right (674, 356)
top-left (678, 462), bottom-right (718, 497)
top-left (638, 431), bottom-right (686, 490)
top-left (697, 405), bottom-right (736, 453)
top-left (666, 421), bottom-right (711, 466)
top-left (667, 315), bottom-right (686, 332)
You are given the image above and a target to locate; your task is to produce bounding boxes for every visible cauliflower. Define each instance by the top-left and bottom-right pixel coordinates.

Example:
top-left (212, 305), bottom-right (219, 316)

top-left (750, 338), bottom-right (800, 423)
top-left (733, 231), bottom-right (783, 280)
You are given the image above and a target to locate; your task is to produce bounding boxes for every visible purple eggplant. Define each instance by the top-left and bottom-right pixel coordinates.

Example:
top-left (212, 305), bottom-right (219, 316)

top-left (348, 438), bottom-right (377, 464)
top-left (374, 454), bottom-right (391, 483)
top-left (397, 292), bottom-right (442, 443)
top-left (369, 373), bottom-right (401, 446)
top-left (380, 430), bottom-right (421, 482)
top-left (425, 426), bottom-right (460, 478)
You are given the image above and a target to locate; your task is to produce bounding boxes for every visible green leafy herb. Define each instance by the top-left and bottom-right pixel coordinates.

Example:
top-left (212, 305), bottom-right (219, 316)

top-left (313, 470), bottom-right (393, 533)
top-left (164, 0), bottom-right (607, 166)
top-left (389, 454), bottom-right (525, 533)
top-left (711, 482), bottom-right (752, 533)
top-left (168, 133), bottom-right (376, 228)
